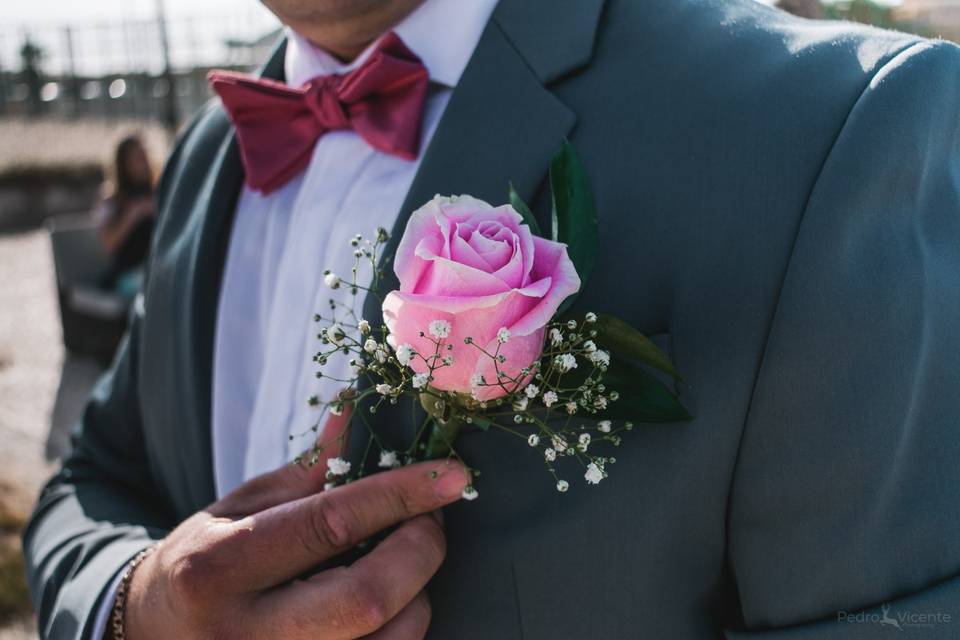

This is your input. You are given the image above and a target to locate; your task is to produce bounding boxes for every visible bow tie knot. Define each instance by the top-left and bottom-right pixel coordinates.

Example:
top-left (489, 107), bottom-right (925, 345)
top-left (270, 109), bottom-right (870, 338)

top-left (304, 76), bottom-right (351, 130)
top-left (209, 32), bottom-right (429, 194)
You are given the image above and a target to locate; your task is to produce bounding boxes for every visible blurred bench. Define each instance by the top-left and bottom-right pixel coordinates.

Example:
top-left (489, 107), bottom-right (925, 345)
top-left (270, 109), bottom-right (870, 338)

top-left (46, 215), bottom-right (129, 363)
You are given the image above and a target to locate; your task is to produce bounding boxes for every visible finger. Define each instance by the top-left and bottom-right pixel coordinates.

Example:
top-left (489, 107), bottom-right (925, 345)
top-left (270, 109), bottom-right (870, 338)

top-left (362, 592), bottom-right (431, 640)
top-left (214, 460), bottom-right (467, 589)
top-left (211, 403), bottom-right (352, 517)
top-left (252, 517), bottom-right (441, 640)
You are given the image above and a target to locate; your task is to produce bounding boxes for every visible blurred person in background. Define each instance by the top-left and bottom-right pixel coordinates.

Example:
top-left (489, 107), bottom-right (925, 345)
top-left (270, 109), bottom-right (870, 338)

top-left (92, 135), bottom-right (155, 296)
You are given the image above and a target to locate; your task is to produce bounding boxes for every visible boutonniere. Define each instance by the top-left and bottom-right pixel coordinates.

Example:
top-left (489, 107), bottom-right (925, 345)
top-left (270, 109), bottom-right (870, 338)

top-left (301, 142), bottom-right (691, 498)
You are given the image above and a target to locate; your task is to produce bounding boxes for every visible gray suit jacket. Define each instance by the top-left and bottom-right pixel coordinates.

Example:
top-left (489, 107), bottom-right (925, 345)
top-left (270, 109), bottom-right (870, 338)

top-left (23, 0), bottom-right (960, 637)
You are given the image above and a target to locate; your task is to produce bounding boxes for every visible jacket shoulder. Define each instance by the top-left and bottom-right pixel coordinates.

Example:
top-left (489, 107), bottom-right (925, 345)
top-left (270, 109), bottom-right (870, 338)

top-left (598, 0), bottom-right (930, 109)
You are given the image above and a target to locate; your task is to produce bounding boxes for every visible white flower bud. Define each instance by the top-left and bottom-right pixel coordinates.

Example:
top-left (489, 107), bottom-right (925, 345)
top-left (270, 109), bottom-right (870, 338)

top-left (327, 457), bottom-right (351, 476)
top-left (378, 450), bottom-right (399, 468)
top-left (412, 373), bottom-right (429, 389)
top-left (396, 343), bottom-right (414, 366)
top-left (584, 462), bottom-right (604, 485)
top-left (428, 319), bottom-right (452, 339)
top-left (542, 391), bottom-right (558, 407)
top-left (323, 272), bottom-right (341, 289)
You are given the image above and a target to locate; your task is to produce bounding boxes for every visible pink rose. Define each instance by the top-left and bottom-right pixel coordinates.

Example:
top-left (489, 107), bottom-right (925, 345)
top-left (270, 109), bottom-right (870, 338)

top-left (382, 195), bottom-right (581, 401)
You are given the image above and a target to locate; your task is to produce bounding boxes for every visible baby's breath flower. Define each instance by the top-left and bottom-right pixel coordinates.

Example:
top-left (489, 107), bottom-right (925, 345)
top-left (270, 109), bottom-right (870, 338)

top-left (330, 403), bottom-right (343, 416)
top-left (378, 450), bottom-right (399, 468)
top-left (542, 391), bottom-right (558, 407)
top-left (396, 343), bottom-right (414, 366)
top-left (585, 312), bottom-right (597, 323)
top-left (462, 486), bottom-right (479, 501)
top-left (544, 448), bottom-right (557, 462)
top-left (524, 384), bottom-right (540, 399)
top-left (323, 271), bottom-right (341, 289)
top-left (429, 319), bottom-right (452, 339)
top-left (470, 372), bottom-right (485, 388)
top-left (513, 396), bottom-right (529, 411)
top-left (597, 420), bottom-right (612, 433)
top-left (551, 436), bottom-right (568, 452)
top-left (578, 433), bottom-right (592, 451)
top-left (582, 340), bottom-right (597, 353)
top-left (375, 348), bottom-right (388, 364)
top-left (527, 433), bottom-right (540, 447)
top-left (363, 338), bottom-right (377, 354)
top-left (549, 327), bottom-right (563, 347)
top-left (556, 480), bottom-right (569, 492)
top-left (588, 349), bottom-right (611, 367)
top-left (496, 327), bottom-right (511, 344)
top-left (326, 323), bottom-right (345, 345)
top-left (442, 355), bottom-right (454, 366)
top-left (327, 457), bottom-right (351, 476)
top-left (584, 462), bottom-right (604, 485)
top-left (376, 383), bottom-right (393, 396)
top-left (555, 353), bottom-right (577, 373)
top-left (412, 373), bottom-right (429, 389)
top-left (594, 396), bottom-right (609, 410)
top-left (358, 320), bottom-right (371, 334)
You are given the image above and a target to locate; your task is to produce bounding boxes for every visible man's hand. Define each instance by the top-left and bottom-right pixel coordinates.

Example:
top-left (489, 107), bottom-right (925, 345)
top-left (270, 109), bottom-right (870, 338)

top-left (124, 411), bottom-right (468, 639)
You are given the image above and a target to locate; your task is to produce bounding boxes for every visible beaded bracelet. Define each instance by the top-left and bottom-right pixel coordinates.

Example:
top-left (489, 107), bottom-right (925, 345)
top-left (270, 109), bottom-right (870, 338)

top-left (109, 545), bottom-right (157, 640)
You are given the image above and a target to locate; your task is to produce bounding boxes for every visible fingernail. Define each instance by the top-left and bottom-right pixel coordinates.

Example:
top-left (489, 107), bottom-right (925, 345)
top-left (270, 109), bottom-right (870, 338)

top-left (435, 466), bottom-right (468, 500)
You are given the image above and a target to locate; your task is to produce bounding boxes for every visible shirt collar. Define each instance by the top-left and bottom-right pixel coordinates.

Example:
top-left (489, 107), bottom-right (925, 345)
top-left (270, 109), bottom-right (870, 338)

top-left (284, 0), bottom-right (499, 89)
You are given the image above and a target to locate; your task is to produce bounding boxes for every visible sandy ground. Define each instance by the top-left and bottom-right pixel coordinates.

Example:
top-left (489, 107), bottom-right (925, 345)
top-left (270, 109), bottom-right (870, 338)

top-left (0, 229), bottom-right (105, 638)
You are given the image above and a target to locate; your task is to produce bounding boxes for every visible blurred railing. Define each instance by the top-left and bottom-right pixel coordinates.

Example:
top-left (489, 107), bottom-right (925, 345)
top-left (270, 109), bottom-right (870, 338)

top-left (0, 11), bottom-right (281, 126)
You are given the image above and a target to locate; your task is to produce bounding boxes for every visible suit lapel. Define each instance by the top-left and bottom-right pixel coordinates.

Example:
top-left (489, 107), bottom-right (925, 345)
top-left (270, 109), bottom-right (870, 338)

top-left (361, 18), bottom-right (577, 324)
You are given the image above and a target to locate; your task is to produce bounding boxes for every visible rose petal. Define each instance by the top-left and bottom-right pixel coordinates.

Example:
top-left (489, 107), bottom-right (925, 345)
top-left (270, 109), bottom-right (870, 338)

top-left (472, 328), bottom-right (545, 401)
top-left (449, 230), bottom-right (495, 272)
top-left (414, 255), bottom-right (512, 297)
top-left (394, 195), bottom-right (496, 291)
top-left (509, 236), bottom-right (581, 335)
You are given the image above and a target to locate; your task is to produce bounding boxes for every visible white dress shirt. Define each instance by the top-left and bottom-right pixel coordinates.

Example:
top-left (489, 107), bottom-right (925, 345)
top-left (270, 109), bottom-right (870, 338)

top-left (92, 2), bottom-right (497, 635)
top-left (213, 0), bottom-right (498, 497)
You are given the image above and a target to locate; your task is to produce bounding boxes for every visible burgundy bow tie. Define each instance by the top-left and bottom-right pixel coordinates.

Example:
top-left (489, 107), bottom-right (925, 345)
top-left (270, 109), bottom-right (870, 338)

top-left (208, 32), bottom-right (429, 194)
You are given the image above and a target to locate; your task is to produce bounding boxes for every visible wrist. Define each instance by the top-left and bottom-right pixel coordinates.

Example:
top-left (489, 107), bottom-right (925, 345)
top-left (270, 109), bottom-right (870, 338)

top-left (106, 544), bottom-right (158, 640)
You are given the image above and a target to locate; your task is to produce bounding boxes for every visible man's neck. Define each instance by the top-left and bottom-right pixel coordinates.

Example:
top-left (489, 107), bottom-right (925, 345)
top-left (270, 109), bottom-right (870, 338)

top-left (270, 0), bottom-right (426, 62)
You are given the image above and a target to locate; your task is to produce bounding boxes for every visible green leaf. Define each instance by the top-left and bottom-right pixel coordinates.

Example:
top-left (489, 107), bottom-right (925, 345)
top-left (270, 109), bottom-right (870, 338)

top-left (508, 182), bottom-right (542, 237)
top-left (550, 141), bottom-right (598, 290)
top-left (595, 314), bottom-right (683, 381)
top-left (595, 357), bottom-right (691, 423)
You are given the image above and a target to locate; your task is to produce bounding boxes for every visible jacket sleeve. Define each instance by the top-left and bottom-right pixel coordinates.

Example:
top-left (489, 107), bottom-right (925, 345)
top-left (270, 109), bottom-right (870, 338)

top-left (21, 114), bottom-right (204, 639)
top-left (726, 40), bottom-right (960, 638)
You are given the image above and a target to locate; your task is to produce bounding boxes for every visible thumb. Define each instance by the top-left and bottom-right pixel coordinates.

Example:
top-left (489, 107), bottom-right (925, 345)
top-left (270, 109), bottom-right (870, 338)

top-left (211, 401), bottom-right (353, 517)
